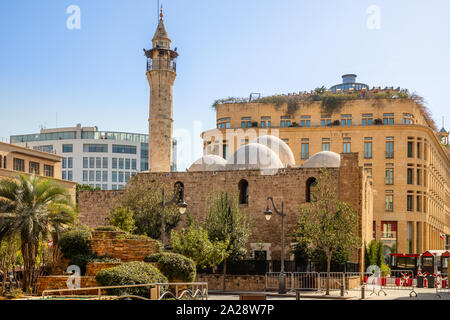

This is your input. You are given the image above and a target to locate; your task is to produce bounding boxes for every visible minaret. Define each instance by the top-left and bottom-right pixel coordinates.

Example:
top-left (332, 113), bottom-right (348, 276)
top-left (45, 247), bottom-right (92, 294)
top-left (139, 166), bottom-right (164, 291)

top-left (144, 7), bottom-right (178, 172)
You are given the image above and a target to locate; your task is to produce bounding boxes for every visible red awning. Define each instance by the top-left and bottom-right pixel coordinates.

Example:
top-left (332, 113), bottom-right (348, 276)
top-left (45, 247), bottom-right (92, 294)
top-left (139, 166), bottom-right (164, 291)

top-left (389, 253), bottom-right (420, 258)
top-left (442, 251), bottom-right (450, 257)
top-left (422, 251), bottom-right (434, 257)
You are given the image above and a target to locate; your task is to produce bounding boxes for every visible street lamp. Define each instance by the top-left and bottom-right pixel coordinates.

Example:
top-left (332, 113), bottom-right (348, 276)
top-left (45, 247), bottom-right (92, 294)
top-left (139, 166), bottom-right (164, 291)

top-left (264, 197), bottom-right (287, 294)
top-left (160, 186), bottom-right (188, 245)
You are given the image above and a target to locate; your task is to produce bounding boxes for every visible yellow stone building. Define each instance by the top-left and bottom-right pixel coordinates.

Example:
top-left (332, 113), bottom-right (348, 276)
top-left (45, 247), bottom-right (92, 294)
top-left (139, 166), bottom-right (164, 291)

top-left (202, 75), bottom-right (450, 254)
top-left (0, 142), bottom-right (76, 201)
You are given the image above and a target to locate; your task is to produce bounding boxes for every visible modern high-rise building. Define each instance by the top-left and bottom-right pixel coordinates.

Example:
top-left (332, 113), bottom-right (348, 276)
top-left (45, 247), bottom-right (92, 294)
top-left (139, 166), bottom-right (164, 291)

top-left (202, 74), bottom-right (450, 254)
top-left (10, 124), bottom-right (177, 190)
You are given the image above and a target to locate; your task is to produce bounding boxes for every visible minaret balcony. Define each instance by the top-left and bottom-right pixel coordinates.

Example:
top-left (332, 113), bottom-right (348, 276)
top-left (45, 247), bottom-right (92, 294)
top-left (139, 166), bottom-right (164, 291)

top-left (147, 58), bottom-right (177, 72)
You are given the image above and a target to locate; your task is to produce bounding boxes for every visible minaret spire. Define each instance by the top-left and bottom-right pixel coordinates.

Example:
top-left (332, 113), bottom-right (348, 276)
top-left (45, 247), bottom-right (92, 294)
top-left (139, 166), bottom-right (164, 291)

top-left (144, 9), bottom-right (178, 172)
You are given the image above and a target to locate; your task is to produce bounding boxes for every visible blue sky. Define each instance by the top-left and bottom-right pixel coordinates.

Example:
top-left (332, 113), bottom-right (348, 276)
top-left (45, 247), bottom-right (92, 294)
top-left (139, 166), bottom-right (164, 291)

top-left (0, 0), bottom-right (449, 170)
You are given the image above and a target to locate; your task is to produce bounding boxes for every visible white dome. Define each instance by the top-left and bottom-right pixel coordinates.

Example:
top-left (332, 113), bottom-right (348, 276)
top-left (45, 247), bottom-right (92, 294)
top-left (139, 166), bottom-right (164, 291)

top-left (226, 143), bottom-right (284, 170)
top-left (189, 155), bottom-right (227, 172)
top-left (303, 151), bottom-right (341, 168)
top-left (251, 135), bottom-right (295, 166)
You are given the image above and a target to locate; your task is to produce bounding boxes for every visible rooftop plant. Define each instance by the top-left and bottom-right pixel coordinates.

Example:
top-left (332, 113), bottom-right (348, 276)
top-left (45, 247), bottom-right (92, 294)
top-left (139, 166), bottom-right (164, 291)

top-left (212, 88), bottom-right (437, 130)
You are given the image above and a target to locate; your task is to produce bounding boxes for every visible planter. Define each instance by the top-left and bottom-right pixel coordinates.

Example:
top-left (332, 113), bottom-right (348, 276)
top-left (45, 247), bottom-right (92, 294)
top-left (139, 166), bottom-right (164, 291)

top-left (417, 276), bottom-right (424, 288)
top-left (427, 276), bottom-right (435, 288)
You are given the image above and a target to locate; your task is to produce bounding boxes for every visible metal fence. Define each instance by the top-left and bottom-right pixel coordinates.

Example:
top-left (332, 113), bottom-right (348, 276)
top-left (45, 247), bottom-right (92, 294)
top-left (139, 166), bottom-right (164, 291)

top-left (199, 260), bottom-right (360, 276)
top-left (378, 270), bottom-right (417, 297)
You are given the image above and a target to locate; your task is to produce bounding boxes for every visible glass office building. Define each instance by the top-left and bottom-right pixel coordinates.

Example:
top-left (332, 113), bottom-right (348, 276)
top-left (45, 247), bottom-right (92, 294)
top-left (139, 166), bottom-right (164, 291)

top-left (11, 124), bottom-right (177, 190)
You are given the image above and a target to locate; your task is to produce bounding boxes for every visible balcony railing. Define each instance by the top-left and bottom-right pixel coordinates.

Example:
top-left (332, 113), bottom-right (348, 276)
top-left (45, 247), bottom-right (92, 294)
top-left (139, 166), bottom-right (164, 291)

top-left (147, 59), bottom-right (176, 72)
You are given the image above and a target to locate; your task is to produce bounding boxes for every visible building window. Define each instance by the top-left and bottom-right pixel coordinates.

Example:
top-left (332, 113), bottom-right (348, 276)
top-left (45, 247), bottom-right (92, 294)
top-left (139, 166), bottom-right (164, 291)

top-left (241, 117), bottom-right (252, 128)
top-left (364, 139), bottom-right (372, 159)
top-left (306, 177), bottom-right (317, 203)
top-left (62, 158), bottom-right (67, 169)
top-left (382, 222), bottom-right (397, 239)
top-left (112, 171), bottom-right (117, 183)
top-left (68, 171), bottom-right (73, 181)
top-left (119, 158), bottom-right (124, 169)
top-left (118, 172), bottom-right (124, 183)
top-left (416, 143), bottom-right (421, 159)
top-left (416, 169), bottom-right (421, 185)
top-left (29, 162), bottom-right (40, 175)
top-left (322, 138), bottom-right (330, 151)
top-left (95, 157), bottom-right (101, 169)
top-left (112, 158), bottom-right (118, 169)
top-left (341, 115), bottom-right (352, 126)
top-left (362, 114), bottom-right (373, 125)
top-left (112, 185), bottom-right (117, 191)
top-left (407, 142), bottom-right (414, 158)
top-left (83, 144), bottom-right (108, 153)
top-left (13, 158), bottom-right (25, 172)
top-left (239, 180), bottom-right (249, 205)
top-left (407, 168), bottom-right (413, 185)
top-left (103, 157), bottom-right (108, 169)
top-left (261, 117), bottom-right (271, 128)
top-left (132, 159), bottom-right (137, 170)
top-left (383, 114), bottom-right (394, 125)
top-left (280, 116), bottom-right (291, 127)
top-left (68, 157), bottom-right (73, 169)
top-left (385, 195), bottom-right (393, 211)
top-left (83, 157), bottom-right (88, 169)
top-left (83, 171), bottom-right (88, 182)
top-left (103, 171), bottom-right (108, 182)
top-left (89, 157), bottom-right (95, 168)
top-left (112, 145), bottom-right (137, 154)
top-left (125, 172), bottom-right (131, 183)
top-left (222, 144), bottom-right (228, 160)
top-left (62, 171), bottom-right (66, 180)
top-left (416, 196), bottom-right (422, 212)
top-left (217, 118), bottom-right (231, 129)
top-left (407, 195), bottom-right (414, 212)
top-left (300, 116), bottom-right (311, 127)
top-left (301, 141), bottom-right (309, 160)
top-left (386, 138), bottom-right (394, 158)
top-left (44, 165), bottom-right (54, 178)
top-left (89, 171), bottom-right (94, 182)
top-left (62, 144), bottom-right (73, 153)
top-left (343, 138), bottom-right (351, 153)
top-left (125, 159), bottom-right (131, 170)
top-left (385, 168), bottom-right (394, 185)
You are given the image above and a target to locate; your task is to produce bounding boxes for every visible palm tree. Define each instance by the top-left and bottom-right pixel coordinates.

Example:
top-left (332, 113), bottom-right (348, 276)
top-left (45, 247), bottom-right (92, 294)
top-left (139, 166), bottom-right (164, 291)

top-left (0, 174), bottom-right (76, 294)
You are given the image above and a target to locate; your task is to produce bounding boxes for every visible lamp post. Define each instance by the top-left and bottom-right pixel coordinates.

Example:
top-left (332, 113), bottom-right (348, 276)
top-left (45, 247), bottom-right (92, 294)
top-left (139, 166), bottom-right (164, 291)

top-left (264, 197), bottom-right (287, 294)
top-left (160, 186), bottom-right (188, 246)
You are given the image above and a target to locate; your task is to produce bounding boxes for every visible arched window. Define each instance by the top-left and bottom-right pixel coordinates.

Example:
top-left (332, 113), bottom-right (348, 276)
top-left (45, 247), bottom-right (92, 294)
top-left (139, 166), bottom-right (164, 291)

top-left (174, 181), bottom-right (184, 202)
top-left (239, 179), bottom-right (249, 204)
top-left (306, 177), bottom-right (318, 203)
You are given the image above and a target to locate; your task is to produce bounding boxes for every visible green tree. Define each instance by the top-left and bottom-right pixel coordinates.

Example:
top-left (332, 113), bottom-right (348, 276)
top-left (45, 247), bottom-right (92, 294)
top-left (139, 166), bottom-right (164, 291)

top-left (0, 175), bottom-right (76, 293)
top-left (110, 207), bottom-right (136, 233)
top-left (203, 192), bottom-right (251, 291)
top-left (115, 176), bottom-right (180, 239)
top-left (294, 169), bottom-right (360, 295)
top-left (171, 226), bottom-right (229, 269)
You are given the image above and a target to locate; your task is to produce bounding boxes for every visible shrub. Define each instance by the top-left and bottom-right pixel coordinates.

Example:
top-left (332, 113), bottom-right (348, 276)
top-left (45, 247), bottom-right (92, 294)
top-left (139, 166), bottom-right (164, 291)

top-left (110, 207), bottom-right (136, 233)
top-left (95, 262), bottom-right (168, 297)
top-left (145, 252), bottom-right (196, 283)
top-left (58, 227), bottom-right (92, 259)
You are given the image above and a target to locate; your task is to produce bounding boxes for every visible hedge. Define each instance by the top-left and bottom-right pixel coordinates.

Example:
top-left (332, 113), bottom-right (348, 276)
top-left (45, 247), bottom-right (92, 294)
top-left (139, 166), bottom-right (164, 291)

top-left (95, 262), bottom-right (168, 297)
top-left (145, 252), bottom-right (196, 283)
top-left (58, 228), bottom-right (92, 259)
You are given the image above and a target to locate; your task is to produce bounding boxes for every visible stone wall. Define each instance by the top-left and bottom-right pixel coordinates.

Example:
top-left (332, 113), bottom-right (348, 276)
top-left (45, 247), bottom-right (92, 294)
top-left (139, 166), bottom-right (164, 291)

top-left (196, 274), bottom-right (266, 292)
top-left (78, 191), bottom-right (120, 228)
top-left (89, 238), bottom-right (159, 262)
top-left (85, 262), bottom-right (122, 277)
